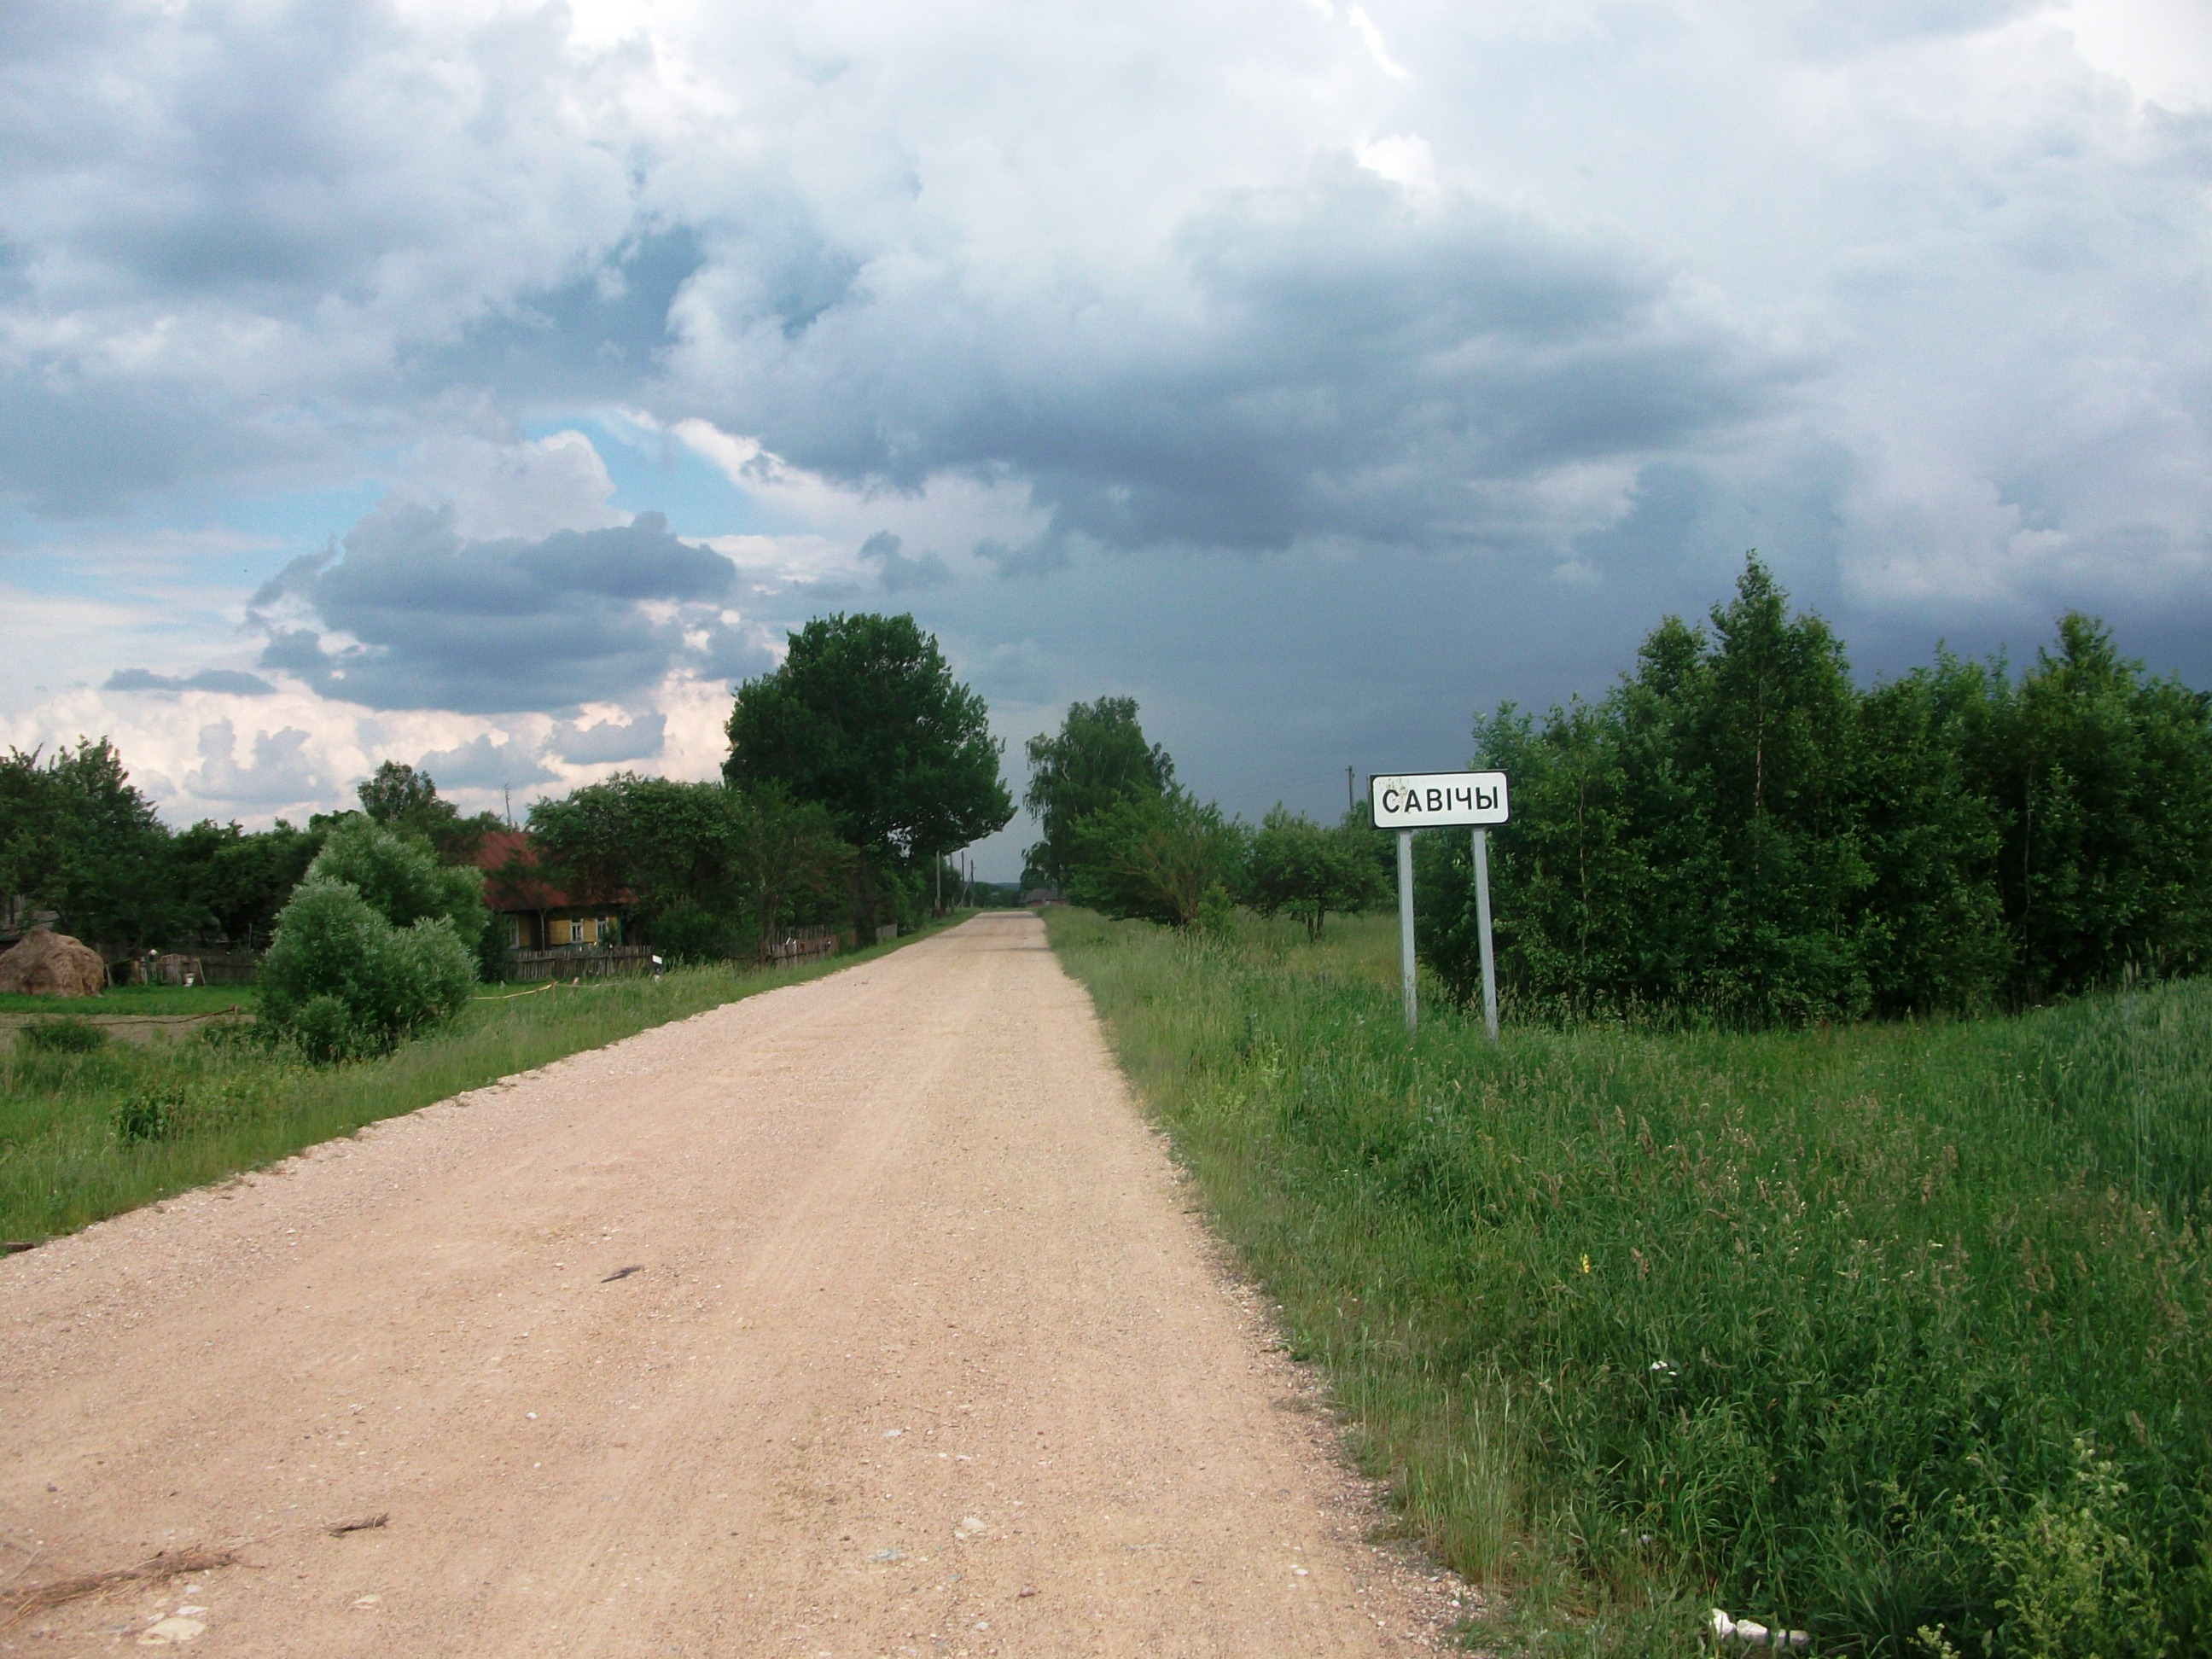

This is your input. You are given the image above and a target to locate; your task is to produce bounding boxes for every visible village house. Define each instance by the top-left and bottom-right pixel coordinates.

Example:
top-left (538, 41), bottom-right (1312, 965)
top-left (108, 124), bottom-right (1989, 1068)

top-left (473, 830), bottom-right (630, 958)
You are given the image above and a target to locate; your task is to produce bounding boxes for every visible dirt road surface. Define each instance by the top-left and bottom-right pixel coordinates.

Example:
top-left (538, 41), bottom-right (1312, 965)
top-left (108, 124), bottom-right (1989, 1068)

top-left (3, 915), bottom-right (1463, 1656)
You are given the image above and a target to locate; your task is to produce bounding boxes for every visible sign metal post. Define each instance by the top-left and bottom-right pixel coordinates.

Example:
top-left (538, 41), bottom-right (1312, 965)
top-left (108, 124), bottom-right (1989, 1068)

top-left (1472, 827), bottom-right (1499, 1040)
top-left (1396, 829), bottom-right (1417, 1032)
top-left (1370, 771), bottom-right (1511, 1040)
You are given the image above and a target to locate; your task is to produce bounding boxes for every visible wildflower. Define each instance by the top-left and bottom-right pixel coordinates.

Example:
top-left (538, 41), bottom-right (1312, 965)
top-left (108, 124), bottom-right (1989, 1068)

top-left (1580, 1254), bottom-right (1592, 1274)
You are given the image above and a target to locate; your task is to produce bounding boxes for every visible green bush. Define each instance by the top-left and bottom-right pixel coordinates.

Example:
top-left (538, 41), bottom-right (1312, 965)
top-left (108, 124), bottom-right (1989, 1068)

top-left (259, 877), bottom-right (474, 1061)
top-left (1066, 788), bottom-right (1248, 927)
top-left (1419, 560), bottom-right (2212, 1025)
top-left (19, 1016), bottom-right (108, 1053)
top-left (284, 993), bottom-right (371, 1065)
top-left (1247, 806), bottom-right (1384, 939)
top-left (308, 813), bottom-right (486, 940)
top-left (647, 898), bottom-right (743, 963)
top-left (114, 1086), bottom-right (187, 1143)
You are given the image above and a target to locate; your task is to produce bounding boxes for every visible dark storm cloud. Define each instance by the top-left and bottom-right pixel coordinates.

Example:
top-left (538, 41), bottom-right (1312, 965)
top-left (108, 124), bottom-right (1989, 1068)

top-left (692, 620), bottom-right (779, 689)
top-left (0, 2), bottom-right (585, 308)
top-left (693, 160), bottom-right (1791, 556)
top-left (104, 667), bottom-right (276, 696)
top-left (247, 504), bottom-right (737, 713)
top-left (973, 535), bottom-right (1072, 579)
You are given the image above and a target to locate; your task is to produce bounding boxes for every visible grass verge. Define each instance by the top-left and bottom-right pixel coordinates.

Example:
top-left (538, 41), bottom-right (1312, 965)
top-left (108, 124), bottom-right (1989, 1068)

top-left (0, 985), bottom-right (253, 1018)
top-left (1046, 907), bottom-right (2212, 1657)
top-left (1, 917), bottom-right (958, 1243)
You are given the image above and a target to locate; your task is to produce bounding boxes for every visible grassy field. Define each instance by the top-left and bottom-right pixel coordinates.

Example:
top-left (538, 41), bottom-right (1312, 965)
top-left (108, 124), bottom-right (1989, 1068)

top-left (0, 918), bottom-right (957, 1244)
top-left (0, 983), bottom-right (253, 1017)
top-left (1046, 908), bottom-right (2212, 1658)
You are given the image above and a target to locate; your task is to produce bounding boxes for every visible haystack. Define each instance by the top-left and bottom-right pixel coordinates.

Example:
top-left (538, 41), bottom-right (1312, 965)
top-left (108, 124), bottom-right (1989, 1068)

top-left (0, 927), bottom-right (107, 997)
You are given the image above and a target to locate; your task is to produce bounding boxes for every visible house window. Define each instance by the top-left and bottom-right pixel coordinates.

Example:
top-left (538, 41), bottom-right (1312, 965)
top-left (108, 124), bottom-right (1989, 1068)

top-left (507, 917), bottom-right (521, 949)
top-left (573, 917), bottom-right (597, 946)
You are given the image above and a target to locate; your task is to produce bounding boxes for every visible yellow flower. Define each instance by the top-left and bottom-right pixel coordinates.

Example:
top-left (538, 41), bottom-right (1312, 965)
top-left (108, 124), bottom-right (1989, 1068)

top-left (1580, 1254), bottom-right (1592, 1275)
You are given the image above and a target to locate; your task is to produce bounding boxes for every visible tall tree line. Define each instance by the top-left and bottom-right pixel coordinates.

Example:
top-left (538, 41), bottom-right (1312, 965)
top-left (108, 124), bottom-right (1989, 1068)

top-left (1419, 558), bottom-right (2212, 1022)
top-left (1022, 697), bottom-right (1382, 934)
top-left (1, 739), bottom-right (323, 955)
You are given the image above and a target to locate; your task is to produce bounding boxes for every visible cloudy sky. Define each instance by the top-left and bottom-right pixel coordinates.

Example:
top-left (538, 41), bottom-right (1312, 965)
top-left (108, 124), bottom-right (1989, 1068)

top-left (4, 0), bottom-right (2209, 876)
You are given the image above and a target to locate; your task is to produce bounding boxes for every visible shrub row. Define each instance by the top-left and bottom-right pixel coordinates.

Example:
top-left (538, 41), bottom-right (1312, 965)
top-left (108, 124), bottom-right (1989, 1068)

top-left (1419, 560), bottom-right (2212, 1024)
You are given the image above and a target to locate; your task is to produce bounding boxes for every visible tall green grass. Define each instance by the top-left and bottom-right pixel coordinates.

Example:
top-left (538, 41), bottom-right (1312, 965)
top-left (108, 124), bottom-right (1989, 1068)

top-left (1047, 908), bottom-right (2212, 1657)
top-left (1, 923), bottom-right (949, 1243)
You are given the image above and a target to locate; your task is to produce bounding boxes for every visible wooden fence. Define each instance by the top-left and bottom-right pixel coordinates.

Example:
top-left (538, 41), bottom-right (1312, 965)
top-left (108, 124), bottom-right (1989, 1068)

top-left (135, 951), bottom-right (263, 987)
top-left (506, 945), bottom-right (657, 983)
top-left (763, 927), bottom-right (841, 969)
top-left (505, 928), bottom-right (846, 981)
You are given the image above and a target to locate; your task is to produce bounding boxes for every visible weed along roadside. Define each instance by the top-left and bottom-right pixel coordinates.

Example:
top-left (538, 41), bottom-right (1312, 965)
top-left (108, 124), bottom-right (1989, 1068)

top-left (0, 916), bottom-right (958, 1244)
top-left (1045, 905), bottom-right (2212, 1656)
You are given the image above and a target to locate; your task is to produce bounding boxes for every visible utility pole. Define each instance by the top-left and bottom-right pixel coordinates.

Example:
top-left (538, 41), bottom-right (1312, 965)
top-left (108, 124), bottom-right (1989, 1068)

top-left (1347, 765), bottom-right (1354, 814)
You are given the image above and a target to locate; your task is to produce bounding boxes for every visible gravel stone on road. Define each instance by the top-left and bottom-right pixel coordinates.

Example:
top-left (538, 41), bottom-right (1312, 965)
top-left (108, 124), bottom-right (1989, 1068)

top-left (2, 913), bottom-right (1463, 1655)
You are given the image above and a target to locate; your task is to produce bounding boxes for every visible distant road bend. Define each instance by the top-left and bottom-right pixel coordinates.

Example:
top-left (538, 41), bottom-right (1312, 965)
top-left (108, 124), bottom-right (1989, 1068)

top-left (2, 913), bottom-right (1456, 1656)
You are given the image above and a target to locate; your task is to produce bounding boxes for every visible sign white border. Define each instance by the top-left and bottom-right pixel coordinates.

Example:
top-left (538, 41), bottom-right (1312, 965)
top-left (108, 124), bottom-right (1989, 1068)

top-left (1369, 771), bottom-right (1510, 830)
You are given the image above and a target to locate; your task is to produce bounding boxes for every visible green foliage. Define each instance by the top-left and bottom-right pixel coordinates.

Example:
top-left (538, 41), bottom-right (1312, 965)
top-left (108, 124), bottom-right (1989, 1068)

top-left (1247, 805), bottom-right (1385, 938)
top-left (1023, 695), bottom-right (1264, 933)
top-left (352, 760), bottom-right (503, 863)
top-left (284, 993), bottom-right (374, 1065)
top-left (1853, 659), bottom-right (2009, 1015)
top-left (1422, 559), bottom-right (2212, 1024)
top-left (1971, 1441), bottom-right (2165, 1659)
top-left (1065, 788), bottom-right (1248, 928)
top-left (18, 1016), bottom-right (108, 1054)
top-left (1050, 906), bottom-right (2212, 1657)
top-left (0, 737), bottom-right (180, 951)
top-left (114, 1086), bottom-right (188, 1144)
top-left (1972, 614), bottom-right (2212, 998)
top-left (258, 876), bottom-right (474, 1061)
top-left (3, 738), bottom-right (332, 958)
top-left (1022, 696), bottom-right (1176, 890)
top-left (527, 774), bottom-right (850, 960)
top-left (643, 899), bottom-right (743, 963)
top-left (307, 813), bottom-right (486, 941)
top-left (166, 818), bottom-right (324, 950)
top-left (725, 612), bottom-right (1013, 939)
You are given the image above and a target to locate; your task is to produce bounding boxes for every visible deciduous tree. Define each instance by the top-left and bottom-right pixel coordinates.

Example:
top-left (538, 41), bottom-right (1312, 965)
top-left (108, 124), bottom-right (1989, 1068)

top-left (1247, 806), bottom-right (1382, 939)
top-left (1066, 789), bottom-right (1246, 928)
top-left (725, 613), bottom-right (1012, 941)
top-left (0, 738), bottom-right (180, 953)
top-left (1023, 696), bottom-right (1175, 891)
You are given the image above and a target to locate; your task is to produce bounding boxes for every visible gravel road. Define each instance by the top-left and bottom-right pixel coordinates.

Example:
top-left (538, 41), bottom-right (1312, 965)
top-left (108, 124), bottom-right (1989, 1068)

top-left (1, 914), bottom-right (1461, 1656)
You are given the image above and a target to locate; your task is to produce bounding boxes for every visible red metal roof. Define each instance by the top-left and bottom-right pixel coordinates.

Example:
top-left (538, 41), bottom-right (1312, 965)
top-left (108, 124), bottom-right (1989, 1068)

top-left (472, 830), bottom-right (626, 912)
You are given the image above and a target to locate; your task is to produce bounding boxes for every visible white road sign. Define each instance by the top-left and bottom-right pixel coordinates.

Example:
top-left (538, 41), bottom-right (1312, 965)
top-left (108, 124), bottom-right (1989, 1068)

top-left (1369, 771), bottom-right (1511, 830)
